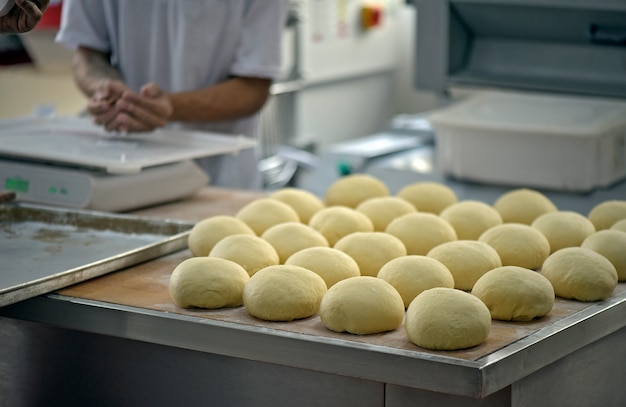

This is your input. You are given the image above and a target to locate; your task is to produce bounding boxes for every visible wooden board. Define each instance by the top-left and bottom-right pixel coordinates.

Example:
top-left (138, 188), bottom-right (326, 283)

top-left (128, 186), bottom-right (265, 221)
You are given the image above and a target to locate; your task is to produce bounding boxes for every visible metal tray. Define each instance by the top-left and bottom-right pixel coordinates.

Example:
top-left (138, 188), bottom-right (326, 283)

top-left (0, 202), bottom-right (194, 307)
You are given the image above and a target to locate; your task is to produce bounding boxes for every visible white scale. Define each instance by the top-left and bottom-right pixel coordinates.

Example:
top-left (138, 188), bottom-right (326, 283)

top-left (0, 117), bottom-right (256, 211)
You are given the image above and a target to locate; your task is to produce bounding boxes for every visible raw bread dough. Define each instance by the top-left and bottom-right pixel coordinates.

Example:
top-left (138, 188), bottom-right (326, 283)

top-left (377, 255), bottom-right (454, 308)
top-left (588, 200), bottom-right (626, 230)
top-left (319, 276), bottom-right (405, 334)
top-left (243, 265), bottom-right (327, 321)
top-left (439, 200), bottom-right (503, 240)
top-left (324, 174), bottom-right (390, 208)
top-left (209, 234), bottom-right (279, 276)
top-left (334, 232), bottom-right (407, 277)
top-left (493, 188), bottom-right (558, 224)
top-left (531, 211), bottom-right (596, 253)
top-left (285, 246), bottom-right (360, 288)
top-left (581, 230), bottom-right (626, 281)
top-left (611, 219), bottom-right (626, 233)
top-left (169, 257), bottom-right (250, 309)
top-left (396, 182), bottom-right (458, 214)
top-left (471, 266), bottom-right (554, 321)
top-left (236, 198), bottom-right (300, 235)
top-left (478, 223), bottom-right (550, 270)
top-left (269, 188), bottom-right (325, 224)
top-left (261, 222), bottom-right (329, 264)
top-left (308, 206), bottom-right (374, 246)
top-left (427, 240), bottom-right (502, 291)
top-left (405, 287), bottom-right (491, 350)
top-left (356, 196), bottom-right (417, 231)
top-left (187, 215), bottom-right (255, 257)
top-left (540, 247), bottom-right (617, 301)
top-left (385, 212), bottom-right (457, 255)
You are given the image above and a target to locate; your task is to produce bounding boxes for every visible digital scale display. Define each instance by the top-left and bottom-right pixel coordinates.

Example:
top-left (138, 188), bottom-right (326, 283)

top-left (5, 177), bottom-right (29, 192)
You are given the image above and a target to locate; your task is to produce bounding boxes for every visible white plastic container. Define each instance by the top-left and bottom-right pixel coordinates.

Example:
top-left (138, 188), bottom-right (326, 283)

top-left (428, 91), bottom-right (626, 192)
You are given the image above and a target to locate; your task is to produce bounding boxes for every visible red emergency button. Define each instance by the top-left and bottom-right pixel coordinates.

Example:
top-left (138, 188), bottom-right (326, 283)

top-left (361, 5), bottom-right (382, 30)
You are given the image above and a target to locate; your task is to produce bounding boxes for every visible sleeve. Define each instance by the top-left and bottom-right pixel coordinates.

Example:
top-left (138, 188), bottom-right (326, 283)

top-left (230, 0), bottom-right (288, 81)
top-left (54, 0), bottom-right (111, 52)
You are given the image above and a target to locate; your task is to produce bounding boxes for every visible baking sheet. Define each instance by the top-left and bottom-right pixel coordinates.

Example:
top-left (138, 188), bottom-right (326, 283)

top-left (0, 202), bottom-right (194, 307)
top-left (57, 248), bottom-right (626, 362)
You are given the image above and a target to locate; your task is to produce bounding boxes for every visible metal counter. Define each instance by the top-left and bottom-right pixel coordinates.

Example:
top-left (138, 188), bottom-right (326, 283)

top-left (1, 187), bottom-right (625, 407)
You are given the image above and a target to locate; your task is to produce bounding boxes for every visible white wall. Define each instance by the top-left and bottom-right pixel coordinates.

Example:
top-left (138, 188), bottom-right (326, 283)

top-left (278, 2), bottom-right (449, 151)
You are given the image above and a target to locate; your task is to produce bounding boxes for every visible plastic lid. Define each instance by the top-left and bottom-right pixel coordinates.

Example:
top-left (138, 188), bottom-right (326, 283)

top-left (429, 91), bottom-right (626, 137)
top-left (0, 116), bottom-right (257, 174)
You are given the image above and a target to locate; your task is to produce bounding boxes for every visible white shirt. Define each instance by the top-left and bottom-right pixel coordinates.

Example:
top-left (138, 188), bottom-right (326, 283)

top-left (56, 0), bottom-right (287, 189)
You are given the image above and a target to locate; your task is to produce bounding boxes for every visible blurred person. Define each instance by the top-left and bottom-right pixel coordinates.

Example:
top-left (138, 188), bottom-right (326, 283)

top-left (56, 0), bottom-right (287, 189)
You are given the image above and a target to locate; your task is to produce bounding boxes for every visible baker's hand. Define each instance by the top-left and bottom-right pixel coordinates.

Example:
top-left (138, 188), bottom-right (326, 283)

top-left (106, 82), bottom-right (173, 133)
top-left (87, 79), bottom-right (131, 129)
top-left (0, 0), bottom-right (49, 34)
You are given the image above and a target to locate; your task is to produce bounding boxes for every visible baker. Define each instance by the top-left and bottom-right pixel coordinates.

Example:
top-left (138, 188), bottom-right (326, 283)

top-left (0, 0), bottom-right (49, 33)
top-left (55, 0), bottom-right (288, 190)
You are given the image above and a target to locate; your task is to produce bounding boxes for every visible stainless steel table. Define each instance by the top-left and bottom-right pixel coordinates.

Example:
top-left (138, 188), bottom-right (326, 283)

top-left (1, 186), bottom-right (625, 407)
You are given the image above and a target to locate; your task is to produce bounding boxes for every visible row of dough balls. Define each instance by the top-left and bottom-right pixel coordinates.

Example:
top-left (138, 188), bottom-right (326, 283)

top-left (189, 174), bottom-right (625, 288)
top-left (168, 255), bottom-right (547, 351)
top-left (172, 174), bottom-right (626, 351)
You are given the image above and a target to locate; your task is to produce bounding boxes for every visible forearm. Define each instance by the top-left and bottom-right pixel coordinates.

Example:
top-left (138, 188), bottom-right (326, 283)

top-left (167, 76), bottom-right (272, 123)
top-left (71, 46), bottom-right (124, 97)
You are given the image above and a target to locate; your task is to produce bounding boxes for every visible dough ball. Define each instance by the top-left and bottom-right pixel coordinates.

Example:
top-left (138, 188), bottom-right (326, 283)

top-left (319, 276), bottom-right (405, 334)
top-left (308, 206), bottom-right (374, 246)
top-left (531, 211), bottom-right (596, 253)
top-left (581, 230), bottom-right (626, 281)
top-left (439, 200), bottom-right (503, 240)
top-left (471, 266), bottom-right (554, 321)
top-left (385, 212), bottom-right (457, 255)
top-left (377, 255), bottom-right (454, 308)
top-left (269, 188), bottom-right (325, 224)
top-left (243, 265), bottom-right (327, 321)
top-left (236, 198), bottom-right (300, 235)
top-left (209, 234), bottom-right (279, 276)
top-left (261, 222), bottom-right (329, 264)
top-left (427, 240), bottom-right (502, 291)
top-left (478, 223), bottom-right (550, 270)
top-left (493, 188), bottom-right (558, 224)
top-left (405, 287), bottom-right (491, 350)
top-left (334, 232), bottom-right (407, 277)
top-left (187, 215), bottom-right (255, 257)
top-left (356, 196), bottom-right (417, 231)
top-left (611, 219), bottom-right (626, 233)
top-left (540, 247), bottom-right (617, 301)
top-left (169, 257), bottom-right (250, 309)
top-left (285, 247), bottom-right (360, 288)
top-left (396, 182), bottom-right (458, 214)
top-left (324, 174), bottom-right (390, 208)
top-left (588, 200), bottom-right (626, 230)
